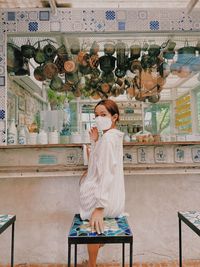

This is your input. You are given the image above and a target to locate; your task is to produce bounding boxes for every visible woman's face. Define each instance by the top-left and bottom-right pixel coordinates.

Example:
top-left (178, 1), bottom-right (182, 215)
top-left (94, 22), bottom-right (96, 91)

top-left (94, 104), bottom-right (118, 125)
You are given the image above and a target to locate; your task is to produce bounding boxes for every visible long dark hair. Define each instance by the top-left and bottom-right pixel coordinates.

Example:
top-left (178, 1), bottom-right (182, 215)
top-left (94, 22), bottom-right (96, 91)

top-left (94, 99), bottom-right (120, 121)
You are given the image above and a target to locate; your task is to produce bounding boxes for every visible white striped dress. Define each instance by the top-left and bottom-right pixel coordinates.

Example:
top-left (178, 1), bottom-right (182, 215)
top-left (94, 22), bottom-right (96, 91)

top-left (79, 128), bottom-right (125, 220)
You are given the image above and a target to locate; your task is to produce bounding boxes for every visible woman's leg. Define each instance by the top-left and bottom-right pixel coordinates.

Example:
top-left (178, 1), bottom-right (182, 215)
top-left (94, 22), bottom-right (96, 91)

top-left (87, 244), bottom-right (101, 267)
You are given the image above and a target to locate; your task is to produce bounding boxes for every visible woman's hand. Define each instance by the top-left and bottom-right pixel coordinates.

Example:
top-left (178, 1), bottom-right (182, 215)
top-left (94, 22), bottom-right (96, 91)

top-left (89, 127), bottom-right (99, 142)
top-left (90, 208), bottom-right (104, 234)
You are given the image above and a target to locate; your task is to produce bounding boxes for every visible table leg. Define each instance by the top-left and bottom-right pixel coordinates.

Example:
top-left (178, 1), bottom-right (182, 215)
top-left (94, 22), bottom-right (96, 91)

top-left (68, 243), bottom-right (71, 267)
top-left (74, 244), bottom-right (77, 267)
top-left (130, 240), bottom-right (133, 267)
top-left (122, 243), bottom-right (125, 267)
top-left (11, 221), bottom-right (15, 267)
top-left (179, 218), bottom-right (182, 267)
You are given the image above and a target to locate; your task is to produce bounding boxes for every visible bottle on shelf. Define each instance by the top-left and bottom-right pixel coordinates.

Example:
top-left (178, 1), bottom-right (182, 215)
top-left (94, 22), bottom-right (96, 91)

top-left (60, 120), bottom-right (71, 144)
top-left (7, 119), bottom-right (17, 145)
top-left (18, 124), bottom-right (26, 145)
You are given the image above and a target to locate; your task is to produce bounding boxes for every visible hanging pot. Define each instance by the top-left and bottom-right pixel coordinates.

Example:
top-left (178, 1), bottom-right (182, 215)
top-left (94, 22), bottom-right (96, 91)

top-left (130, 44), bottom-right (141, 60)
top-left (91, 67), bottom-right (101, 78)
top-left (148, 94), bottom-right (160, 103)
top-left (43, 62), bottom-right (59, 80)
top-left (127, 86), bottom-right (136, 99)
top-left (176, 65), bottom-right (192, 78)
top-left (34, 42), bottom-right (46, 64)
top-left (130, 60), bottom-right (142, 74)
top-left (163, 40), bottom-right (176, 60)
top-left (99, 55), bottom-right (116, 74)
top-left (89, 54), bottom-right (99, 68)
top-left (190, 56), bottom-right (200, 72)
top-left (170, 62), bottom-right (182, 75)
top-left (104, 43), bottom-right (115, 56)
top-left (43, 43), bottom-right (57, 61)
top-left (90, 41), bottom-right (100, 55)
top-left (49, 76), bottom-right (64, 91)
top-left (34, 65), bottom-right (46, 82)
top-left (15, 59), bottom-right (30, 76)
top-left (54, 56), bottom-right (65, 74)
top-left (7, 43), bottom-right (24, 73)
top-left (21, 40), bottom-right (36, 59)
top-left (116, 41), bottom-right (126, 69)
top-left (79, 64), bottom-right (91, 75)
top-left (148, 44), bottom-right (161, 57)
top-left (70, 40), bottom-right (80, 55)
top-left (65, 71), bottom-right (79, 85)
top-left (57, 45), bottom-right (68, 60)
top-left (101, 71), bottom-right (115, 83)
top-left (177, 46), bottom-right (196, 64)
top-left (64, 59), bottom-right (77, 74)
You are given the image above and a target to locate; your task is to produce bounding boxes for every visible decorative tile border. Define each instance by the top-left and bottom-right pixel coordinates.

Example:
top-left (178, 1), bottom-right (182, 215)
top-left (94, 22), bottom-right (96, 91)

top-left (1, 7), bottom-right (200, 145)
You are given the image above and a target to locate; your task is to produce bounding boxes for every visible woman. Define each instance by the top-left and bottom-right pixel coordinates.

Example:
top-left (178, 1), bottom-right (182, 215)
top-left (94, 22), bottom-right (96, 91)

top-left (79, 99), bottom-right (125, 267)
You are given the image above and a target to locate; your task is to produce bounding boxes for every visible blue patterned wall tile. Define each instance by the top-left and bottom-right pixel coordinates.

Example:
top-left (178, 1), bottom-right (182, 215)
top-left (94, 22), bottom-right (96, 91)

top-left (95, 21), bottom-right (105, 31)
top-left (193, 22), bottom-right (200, 30)
top-left (192, 147), bottom-right (200, 162)
top-left (138, 10), bottom-right (148, 20)
top-left (0, 130), bottom-right (6, 143)
top-left (28, 11), bottom-right (38, 21)
top-left (0, 66), bottom-right (4, 75)
top-left (116, 10), bottom-right (127, 21)
top-left (61, 22), bottom-right (73, 32)
top-left (28, 22), bottom-right (38, 32)
top-left (6, 22), bottom-right (17, 32)
top-left (73, 21), bottom-right (83, 31)
top-left (118, 21), bottom-right (125, 31)
top-left (37, 21), bottom-right (50, 32)
top-left (105, 10), bottom-right (116, 21)
top-left (150, 20), bottom-right (160, 30)
top-left (71, 10), bottom-right (83, 21)
top-left (0, 109), bottom-right (5, 120)
top-left (16, 11), bottom-right (28, 21)
top-left (7, 12), bottom-right (15, 21)
top-left (105, 21), bottom-right (117, 31)
top-left (39, 11), bottom-right (50, 21)
top-left (60, 10), bottom-right (72, 21)
top-left (50, 21), bottom-right (60, 32)
top-left (0, 76), bottom-right (5, 86)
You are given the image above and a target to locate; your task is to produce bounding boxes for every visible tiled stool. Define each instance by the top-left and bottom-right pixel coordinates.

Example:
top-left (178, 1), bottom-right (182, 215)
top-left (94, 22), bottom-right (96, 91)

top-left (67, 214), bottom-right (133, 267)
top-left (178, 211), bottom-right (200, 267)
top-left (0, 215), bottom-right (16, 267)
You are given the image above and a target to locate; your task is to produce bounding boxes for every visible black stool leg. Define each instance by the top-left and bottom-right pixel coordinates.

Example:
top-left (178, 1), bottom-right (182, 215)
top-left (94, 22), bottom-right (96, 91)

top-left (68, 242), bottom-right (71, 267)
top-left (129, 240), bottom-right (133, 267)
top-left (122, 243), bottom-right (125, 267)
top-left (74, 244), bottom-right (77, 267)
top-left (179, 218), bottom-right (182, 267)
top-left (11, 221), bottom-right (15, 267)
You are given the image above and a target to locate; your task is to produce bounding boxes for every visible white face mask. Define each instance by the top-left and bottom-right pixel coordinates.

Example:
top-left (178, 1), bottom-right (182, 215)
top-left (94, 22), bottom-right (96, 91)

top-left (95, 116), bottom-right (112, 131)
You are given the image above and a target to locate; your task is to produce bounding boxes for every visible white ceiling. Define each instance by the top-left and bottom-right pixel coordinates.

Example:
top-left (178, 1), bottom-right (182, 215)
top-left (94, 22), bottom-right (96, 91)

top-left (0, 0), bottom-right (200, 9)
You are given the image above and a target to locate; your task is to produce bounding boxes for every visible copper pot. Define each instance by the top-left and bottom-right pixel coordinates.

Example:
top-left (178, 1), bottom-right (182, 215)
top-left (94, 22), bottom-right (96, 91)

top-left (34, 65), bottom-right (46, 82)
top-left (64, 59), bottom-right (77, 74)
top-left (43, 62), bottom-right (58, 79)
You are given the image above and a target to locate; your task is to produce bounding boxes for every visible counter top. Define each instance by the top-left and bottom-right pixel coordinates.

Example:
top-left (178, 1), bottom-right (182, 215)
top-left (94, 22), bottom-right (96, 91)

top-left (0, 163), bottom-right (200, 178)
